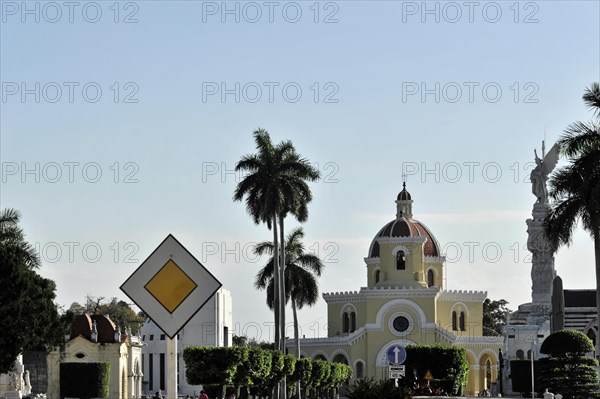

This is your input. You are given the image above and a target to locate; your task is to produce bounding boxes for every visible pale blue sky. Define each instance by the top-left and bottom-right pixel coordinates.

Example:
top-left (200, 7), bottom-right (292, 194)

top-left (1, 1), bottom-right (599, 339)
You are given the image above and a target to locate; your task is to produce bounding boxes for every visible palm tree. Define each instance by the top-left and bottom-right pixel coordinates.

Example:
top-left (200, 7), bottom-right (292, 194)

top-left (276, 147), bottom-right (320, 354)
top-left (255, 227), bottom-right (324, 398)
top-left (544, 82), bottom-right (600, 354)
top-left (234, 129), bottom-right (287, 352)
top-left (0, 208), bottom-right (40, 269)
top-left (233, 130), bottom-right (320, 352)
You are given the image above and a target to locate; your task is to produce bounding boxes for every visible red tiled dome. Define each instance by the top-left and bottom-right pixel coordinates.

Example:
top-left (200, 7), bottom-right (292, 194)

top-left (368, 218), bottom-right (440, 258)
top-left (70, 314), bottom-right (118, 343)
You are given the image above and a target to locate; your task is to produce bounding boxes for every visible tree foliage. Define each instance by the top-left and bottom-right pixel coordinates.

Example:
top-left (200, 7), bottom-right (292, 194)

top-left (544, 83), bottom-right (600, 355)
top-left (67, 296), bottom-right (145, 335)
top-left (482, 298), bottom-right (511, 336)
top-left (0, 208), bottom-right (63, 373)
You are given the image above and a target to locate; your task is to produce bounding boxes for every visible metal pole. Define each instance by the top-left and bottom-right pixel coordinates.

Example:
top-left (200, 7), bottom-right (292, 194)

top-left (531, 341), bottom-right (535, 399)
top-left (167, 336), bottom-right (178, 399)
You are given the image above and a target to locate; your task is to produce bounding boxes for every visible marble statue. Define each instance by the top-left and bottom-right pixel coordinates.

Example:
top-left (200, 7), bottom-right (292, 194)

top-left (530, 141), bottom-right (559, 204)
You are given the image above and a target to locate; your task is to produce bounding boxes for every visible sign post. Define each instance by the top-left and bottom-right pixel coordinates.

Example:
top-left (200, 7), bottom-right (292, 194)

top-left (386, 345), bottom-right (407, 387)
top-left (167, 336), bottom-right (177, 399)
top-left (121, 234), bottom-right (222, 399)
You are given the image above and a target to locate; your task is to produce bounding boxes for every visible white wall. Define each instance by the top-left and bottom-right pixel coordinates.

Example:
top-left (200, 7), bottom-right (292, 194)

top-left (141, 288), bottom-right (232, 396)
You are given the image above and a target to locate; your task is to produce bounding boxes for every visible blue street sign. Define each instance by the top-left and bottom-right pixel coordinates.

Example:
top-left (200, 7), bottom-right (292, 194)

top-left (387, 345), bottom-right (407, 365)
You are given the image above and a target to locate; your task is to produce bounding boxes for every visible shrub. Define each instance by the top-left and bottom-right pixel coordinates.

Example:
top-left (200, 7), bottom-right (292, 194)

top-left (540, 330), bottom-right (594, 356)
top-left (346, 377), bottom-right (410, 399)
top-left (60, 362), bottom-right (110, 399)
top-left (538, 355), bottom-right (600, 398)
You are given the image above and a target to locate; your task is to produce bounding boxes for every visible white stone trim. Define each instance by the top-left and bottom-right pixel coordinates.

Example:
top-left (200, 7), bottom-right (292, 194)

top-left (463, 348), bottom-right (478, 363)
top-left (451, 302), bottom-right (470, 318)
top-left (377, 236), bottom-right (427, 245)
top-left (330, 349), bottom-right (351, 363)
top-left (340, 303), bottom-right (358, 318)
top-left (477, 348), bottom-right (499, 364)
top-left (311, 350), bottom-right (329, 361)
top-left (372, 298), bottom-right (427, 327)
top-left (438, 289), bottom-right (487, 302)
top-left (392, 245), bottom-right (411, 256)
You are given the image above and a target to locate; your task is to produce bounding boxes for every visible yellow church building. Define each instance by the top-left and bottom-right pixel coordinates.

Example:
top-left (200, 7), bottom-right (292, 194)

top-left (293, 184), bottom-right (503, 396)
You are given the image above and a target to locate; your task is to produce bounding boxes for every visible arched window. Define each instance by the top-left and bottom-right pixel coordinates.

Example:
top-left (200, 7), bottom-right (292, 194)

top-left (356, 361), bottom-right (364, 379)
top-left (375, 269), bottom-right (381, 284)
top-left (516, 349), bottom-right (524, 360)
top-left (342, 312), bottom-right (350, 333)
top-left (427, 269), bottom-right (434, 287)
top-left (527, 350), bottom-right (532, 360)
top-left (459, 311), bottom-right (465, 331)
top-left (350, 312), bottom-right (356, 333)
top-left (396, 251), bottom-right (406, 270)
top-left (452, 311), bottom-right (457, 331)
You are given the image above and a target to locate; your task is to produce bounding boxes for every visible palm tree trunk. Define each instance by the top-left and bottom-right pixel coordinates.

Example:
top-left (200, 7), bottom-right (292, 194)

top-left (595, 231), bottom-right (600, 359)
top-left (279, 217), bottom-right (287, 399)
top-left (273, 214), bottom-right (281, 399)
top-left (280, 216), bottom-right (286, 351)
top-left (292, 295), bottom-right (301, 399)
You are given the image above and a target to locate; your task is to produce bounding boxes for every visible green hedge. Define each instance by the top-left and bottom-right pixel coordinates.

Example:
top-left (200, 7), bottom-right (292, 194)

top-left (404, 344), bottom-right (469, 395)
top-left (183, 347), bottom-right (351, 398)
top-left (60, 362), bottom-right (110, 399)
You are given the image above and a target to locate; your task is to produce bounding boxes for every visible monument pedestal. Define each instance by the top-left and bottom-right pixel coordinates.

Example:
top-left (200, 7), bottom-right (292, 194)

top-left (5, 390), bottom-right (22, 399)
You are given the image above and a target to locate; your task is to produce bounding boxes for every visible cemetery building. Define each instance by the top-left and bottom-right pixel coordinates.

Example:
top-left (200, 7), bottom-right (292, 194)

top-left (141, 287), bottom-right (232, 397)
top-left (46, 314), bottom-right (144, 399)
top-left (293, 184), bottom-right (503, 396)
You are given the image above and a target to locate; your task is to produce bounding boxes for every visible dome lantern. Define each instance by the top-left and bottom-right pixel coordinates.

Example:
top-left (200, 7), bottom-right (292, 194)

top-left (396, 182), bottom-right (413, 219)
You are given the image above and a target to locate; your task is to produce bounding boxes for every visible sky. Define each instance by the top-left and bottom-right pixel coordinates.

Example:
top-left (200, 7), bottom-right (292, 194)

top-left (1, 0), bottom-right (599, 341)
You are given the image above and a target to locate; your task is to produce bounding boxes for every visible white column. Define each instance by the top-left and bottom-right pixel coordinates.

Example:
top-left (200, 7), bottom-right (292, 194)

top-left (166, 337), bottom-right (178, 399)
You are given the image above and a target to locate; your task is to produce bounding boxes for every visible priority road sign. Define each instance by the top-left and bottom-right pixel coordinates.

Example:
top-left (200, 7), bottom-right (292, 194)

top-left (120, 234), bottom-right (222, 338)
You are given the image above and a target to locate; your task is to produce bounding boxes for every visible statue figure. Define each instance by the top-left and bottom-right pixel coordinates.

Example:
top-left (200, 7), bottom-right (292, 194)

top-left (23, 370), bottom-right (32, 395)
top-left (530, 141), bottom-right (559, 204)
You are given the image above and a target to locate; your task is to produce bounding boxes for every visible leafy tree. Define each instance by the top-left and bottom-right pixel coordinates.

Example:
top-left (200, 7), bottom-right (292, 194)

top-left (67, 296), bottom-right (145, 335)
top-left (0, 208), bottom-right (63, 372)
top-left (482, 298), bottom-right (511, 336)
top-left (544, 83), bottom-right (600, 355)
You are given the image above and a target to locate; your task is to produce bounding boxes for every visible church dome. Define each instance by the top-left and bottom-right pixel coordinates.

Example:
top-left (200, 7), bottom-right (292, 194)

top-left (368, 218), bottom-right (440, 258)
top-left (369, 185), bottom-right (440, 258)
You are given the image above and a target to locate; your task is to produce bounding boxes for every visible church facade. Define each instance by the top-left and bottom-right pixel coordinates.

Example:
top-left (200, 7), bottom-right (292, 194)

top-left (293, 185), bottom-right (503, 396)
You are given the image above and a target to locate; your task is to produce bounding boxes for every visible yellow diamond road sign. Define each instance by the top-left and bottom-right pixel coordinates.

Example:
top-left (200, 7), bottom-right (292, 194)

top-left (145, 259), bottom-right (198, 314)
top-left (121, 234), bottom-right (222, 338)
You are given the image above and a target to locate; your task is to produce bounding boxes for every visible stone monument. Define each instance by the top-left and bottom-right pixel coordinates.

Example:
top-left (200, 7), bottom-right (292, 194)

top-left (502, 140), bottom-right (560, 395)
top-left (527, 141), bottom-right (559, 323)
